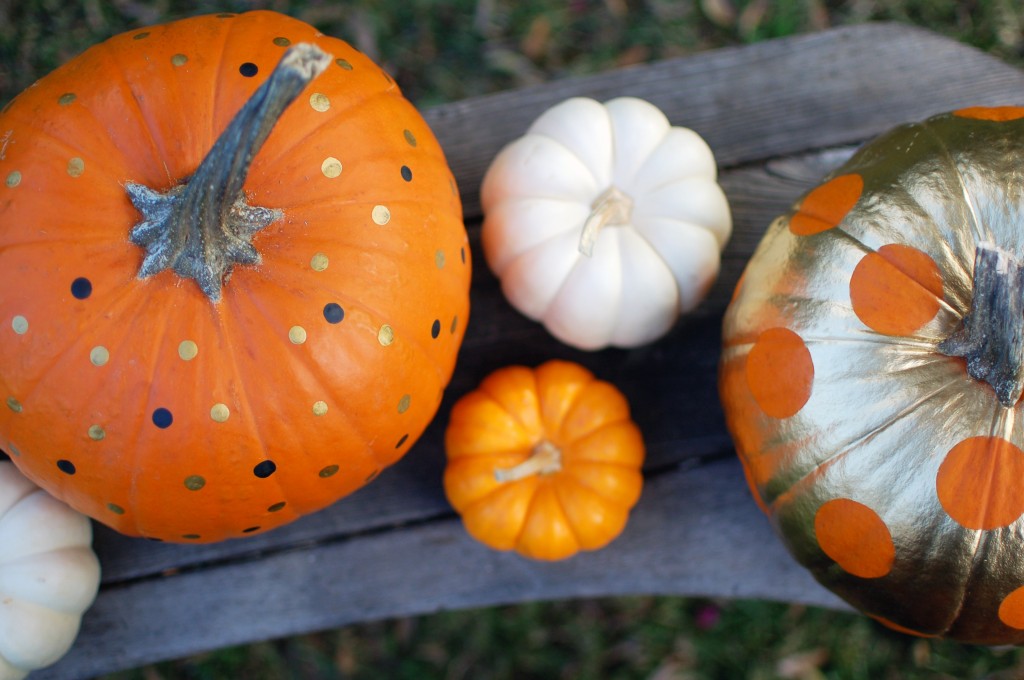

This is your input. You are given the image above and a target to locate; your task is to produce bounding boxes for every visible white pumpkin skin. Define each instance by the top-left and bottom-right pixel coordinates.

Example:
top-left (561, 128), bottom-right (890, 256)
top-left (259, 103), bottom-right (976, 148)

top-left (481, 96), bottom-right (732, 350)
top-left (0, 461), bottom-right (100, 679)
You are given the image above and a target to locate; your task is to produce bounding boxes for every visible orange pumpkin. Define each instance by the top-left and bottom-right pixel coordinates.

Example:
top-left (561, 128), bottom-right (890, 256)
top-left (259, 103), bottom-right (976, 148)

top-left (444, 360), bottom-right (644, 560)
top-left (0, 11), bottom-right (471, 542)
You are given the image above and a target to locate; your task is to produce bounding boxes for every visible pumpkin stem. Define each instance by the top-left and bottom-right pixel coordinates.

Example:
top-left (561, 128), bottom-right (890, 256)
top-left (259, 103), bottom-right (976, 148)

top-left (579, 186), bottom-right (633, 257)
top-left (494, 440), bottom-right (563, 482)
top-left (939, 243), bottom-right (1024, 407)
top-left (125, 43), bottom-right (333, 301)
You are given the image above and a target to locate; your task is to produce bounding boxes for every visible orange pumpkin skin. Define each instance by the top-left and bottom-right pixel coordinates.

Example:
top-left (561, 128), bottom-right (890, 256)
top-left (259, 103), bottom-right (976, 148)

top-left (444, 360), bottom-right (644, 561)
top-left (0, 12), bottom-right (471, 542)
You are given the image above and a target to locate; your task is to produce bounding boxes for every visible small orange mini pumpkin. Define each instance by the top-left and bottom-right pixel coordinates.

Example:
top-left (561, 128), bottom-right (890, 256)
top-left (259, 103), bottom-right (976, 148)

top-left (0, 12), bottom-right (470, 542)
top-left (444, 360), bottom-right (644, 561)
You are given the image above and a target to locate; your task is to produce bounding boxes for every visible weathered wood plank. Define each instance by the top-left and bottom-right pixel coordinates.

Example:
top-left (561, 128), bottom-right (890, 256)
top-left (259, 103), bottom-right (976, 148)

top-left (32, 22), bottom-right (1024, 679)
top-left (37, 458), bottom-right (848, 680)
top-left (429, 22), bottom-right (1024, 219)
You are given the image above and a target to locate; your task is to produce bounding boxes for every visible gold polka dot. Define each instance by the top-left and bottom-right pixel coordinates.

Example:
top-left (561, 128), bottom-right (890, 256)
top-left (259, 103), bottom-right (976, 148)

top-left (336, 58), bottom-right (353, 70)
top-left (58, 93), bottom-right (76, 106)
top-left (5, 171), bottom-right (21, 188)
top-left (313, 401), bottom-right (328, 416)
top-left (67, 157), bottom-right (85, 177)
top-left (450, 315), bottom-right (459, 335)
top-left (7, 443), bottom-right (20, 457)
top-left (397, 394), bottom-right (411, 414)
top-left (184, 475), bottom-right (206, 491)
top-left (178, 340), bottom-right (198, 361)
top-left (11, 316), bottom-right (27, 334)
top-left (90, 346), bottom-right (109, 366)
top-left (310, 253), bottom-right (329, 271)
top-left (321, 157), bottom-right (343, 178)
top-left (6, 396), bottom-right (22, 413)
top-left (107, 503), bottom-right (125, 515)
top-left (309, 93), bottom-right (331, 112)
top-left (210, 403), bottom-right (230, 422)
top-left (289, 326), bottom-right (308, 344)
top-left (133, 31), bottom-right (150, 40)
top-left (435, 250), bottom-right (446, 269)
top-left (88, 425), bottom-right (106, 441)
top-left (319, 464), bottom-right (340, 478)
top-left (171, 54), bottom-right (188, 66)
top-left (378, 324), bottom-right (395, 346)
top-left (403, 129), bottom-right (417, 147)
top-left (372, 205), bottom-right (391, 225)
top-left (273, 36), bottom-right (291, 47)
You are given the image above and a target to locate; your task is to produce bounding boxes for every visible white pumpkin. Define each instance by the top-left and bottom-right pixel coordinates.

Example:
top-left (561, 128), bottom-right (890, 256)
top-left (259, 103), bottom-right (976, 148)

top-left (0, 461), bottom-right (100, 680)
top-left (481, 96), bottom-right (732, 350)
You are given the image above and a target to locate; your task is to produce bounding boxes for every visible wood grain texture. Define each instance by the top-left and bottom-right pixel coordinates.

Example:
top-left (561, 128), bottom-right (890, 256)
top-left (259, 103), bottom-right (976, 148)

top-left (35, 22), bottom-right (1024, 679)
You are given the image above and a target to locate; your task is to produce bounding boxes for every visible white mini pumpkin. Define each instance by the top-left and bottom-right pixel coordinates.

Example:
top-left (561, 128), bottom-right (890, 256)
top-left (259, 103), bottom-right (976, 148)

top-left (0, 461), bottom-right (100, 680)
top-left (481, 96), bottom-right (732, 350)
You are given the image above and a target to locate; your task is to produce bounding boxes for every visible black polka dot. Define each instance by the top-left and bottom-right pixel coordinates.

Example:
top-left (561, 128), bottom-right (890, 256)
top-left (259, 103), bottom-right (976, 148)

top-left (401, 165), bottom-right (412, 182)
top-left (365, 469), bottom-right (380, 483)
top-left (431, 319), bottom-right (441, 339)
top-left (242, 526), bottom-right (261, 533)
top-left (71, 277), bottom-right (92, 299)
top-left (461, 247), bottom-right (467, 264)
top-left (57, 459), bottom-right (76, 475)
top-left (182, 533), bottom-right (201, 540)
top-left (254, 460), bottom-right (277, 478)
top-left (323, 302), bottom-right (345, 324)
top-left (239, 62), bottom-right (259, 77)
top-left (268, 501), bottom-right (287, 512)
top-left (152, 408), bottom-right (173, 428)
top-left (395, 433), bottom-right (409, 449)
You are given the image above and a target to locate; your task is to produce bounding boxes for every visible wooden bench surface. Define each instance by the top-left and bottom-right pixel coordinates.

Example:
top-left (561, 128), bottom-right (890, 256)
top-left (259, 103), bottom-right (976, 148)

top-left (38, 22), bottom-right (1024, 679)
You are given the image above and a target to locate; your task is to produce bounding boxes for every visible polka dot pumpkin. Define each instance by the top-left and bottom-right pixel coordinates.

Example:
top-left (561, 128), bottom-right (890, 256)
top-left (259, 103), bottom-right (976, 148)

top-left (720, 106), bottom-right (1024, 644)
top-left (0, 12), bottom-right (470, 543)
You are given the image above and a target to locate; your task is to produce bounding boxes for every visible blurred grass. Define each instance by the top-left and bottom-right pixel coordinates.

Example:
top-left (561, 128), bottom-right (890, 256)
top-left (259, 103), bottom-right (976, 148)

top-left (3, 1), bottom-right (1024, 678)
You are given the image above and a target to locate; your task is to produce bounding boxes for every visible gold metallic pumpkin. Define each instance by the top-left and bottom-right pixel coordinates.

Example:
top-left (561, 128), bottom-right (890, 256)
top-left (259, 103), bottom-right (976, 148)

top-left (720, 106), bottom-right (1024, 643)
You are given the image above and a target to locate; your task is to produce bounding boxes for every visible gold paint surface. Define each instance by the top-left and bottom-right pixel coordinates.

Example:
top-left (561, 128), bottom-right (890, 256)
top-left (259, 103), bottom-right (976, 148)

top-left (720, 111), bottom-right (1024, 643)
top-left (372, 205), bottom-right (391, 225)
top-left (309, 93), bottom-right (330, 112)
top-left (310, 253), bottom-right (329, 271)
top-left (90, 346), bottom-right (109, 366)
top-left (321, 157), bottom-right (342, 178)
top-left (66, 157), bottom-right (85, 177)
top-left (178, 340), bottom-right (198, 361)
top-left (210, 403), bottom-right (230, 422)
top-left (288, 326), bottom-right (307, 344)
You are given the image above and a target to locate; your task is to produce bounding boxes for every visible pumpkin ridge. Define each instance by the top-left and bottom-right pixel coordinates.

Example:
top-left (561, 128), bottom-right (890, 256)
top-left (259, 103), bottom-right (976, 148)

top-left (220, 280), bottom-right (385, 473)
top-left (477, 374), bottom-right (545, 440)
top-left (514, 479), bottom-right (577, 558)
top-left (557, 460), bottom-right (641, 506)
top-left (765, 368), bottom-right (967, 512)
top-left (94, 38), bottom-right (185, 186)
top-left (828, 228), bottom-right (956, 329)
top-left (254, 87), bottom-right (411, 174)
top-left (459, 468), bottom-right (539, 524)
top-left (919, 117), bottom-right (989, 248)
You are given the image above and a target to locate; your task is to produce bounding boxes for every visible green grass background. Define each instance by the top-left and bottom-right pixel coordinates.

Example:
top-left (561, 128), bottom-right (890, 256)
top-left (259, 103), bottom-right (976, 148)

top-left (3, 1), bottom-right (1024, 678)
